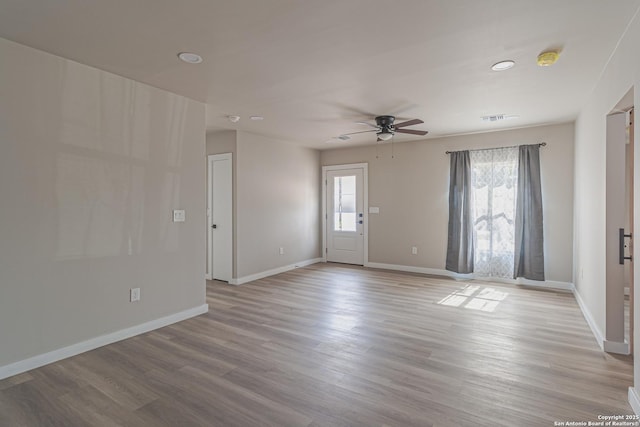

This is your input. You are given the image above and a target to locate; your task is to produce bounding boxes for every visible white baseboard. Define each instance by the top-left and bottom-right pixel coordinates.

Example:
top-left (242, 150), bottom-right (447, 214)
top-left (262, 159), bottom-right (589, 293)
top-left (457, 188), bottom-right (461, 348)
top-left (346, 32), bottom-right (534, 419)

top-left (205, 273), bottom-right (212, 280)
top-left (229, 258), bottom-right (323, 285)
top-left (630, 387), bottom-right (640, 416)
top-left (573, 288), bottom-right (604, 350)
top-left (604, 339), bottom-right (630, 355)
top-left (365, 262), bottom-right (574, 291)
top-left (0, 304), bottom-right (209, 381)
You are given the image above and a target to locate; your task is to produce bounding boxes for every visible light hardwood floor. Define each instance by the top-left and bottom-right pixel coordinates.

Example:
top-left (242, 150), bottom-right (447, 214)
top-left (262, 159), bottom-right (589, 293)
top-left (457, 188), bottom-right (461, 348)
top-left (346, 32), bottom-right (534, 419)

top-left (0, 263), bottom-right (634, 426)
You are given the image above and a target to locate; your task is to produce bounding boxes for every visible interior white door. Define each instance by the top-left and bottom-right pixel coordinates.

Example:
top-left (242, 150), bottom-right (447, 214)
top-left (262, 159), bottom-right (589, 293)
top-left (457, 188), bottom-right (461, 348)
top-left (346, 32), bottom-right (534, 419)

top-left (326, 168), bottom-right (364, 265)
top-left (208, 154), bottom-right (232, 281)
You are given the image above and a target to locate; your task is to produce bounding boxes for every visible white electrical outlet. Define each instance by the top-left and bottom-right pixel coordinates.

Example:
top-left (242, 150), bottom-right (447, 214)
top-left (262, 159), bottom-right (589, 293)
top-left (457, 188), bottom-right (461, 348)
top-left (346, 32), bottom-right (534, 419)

top-left (412, 246), bottom-right (418, 255)
top-left (130, 288), bottom-right (140, 302)
top-left (173, 209), bottom-right (186, 222)
top-left (279, 247), bottom-right (284, 255)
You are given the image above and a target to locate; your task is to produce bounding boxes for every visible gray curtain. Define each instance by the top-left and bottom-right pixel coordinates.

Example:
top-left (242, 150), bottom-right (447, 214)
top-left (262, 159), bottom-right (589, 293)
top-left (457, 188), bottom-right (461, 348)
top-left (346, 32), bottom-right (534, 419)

top-left (514, 144), bottom-right (545, 280)
top-left (446, 151), bottom-right (474, 273)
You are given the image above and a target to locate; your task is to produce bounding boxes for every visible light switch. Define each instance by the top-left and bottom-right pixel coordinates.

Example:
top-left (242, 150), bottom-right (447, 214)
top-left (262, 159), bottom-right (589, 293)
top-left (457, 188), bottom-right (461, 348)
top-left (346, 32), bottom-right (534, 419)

top-left (173, 209), bottom-right (186, 222)
top-left (369, 207), bottom-right (380, 214)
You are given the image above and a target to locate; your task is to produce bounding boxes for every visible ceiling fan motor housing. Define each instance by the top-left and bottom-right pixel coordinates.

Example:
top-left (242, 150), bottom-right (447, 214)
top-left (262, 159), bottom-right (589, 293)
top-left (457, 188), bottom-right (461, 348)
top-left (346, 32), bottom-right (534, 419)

top-left (375, 115), bottom-right (396, 131)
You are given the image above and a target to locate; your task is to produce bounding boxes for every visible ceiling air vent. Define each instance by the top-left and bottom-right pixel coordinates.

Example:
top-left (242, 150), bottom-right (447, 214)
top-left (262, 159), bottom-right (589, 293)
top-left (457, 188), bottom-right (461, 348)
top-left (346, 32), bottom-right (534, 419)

top-left (481, 114), bottom-right (519, 123)
top-left (481, 114), bottom-right (506, 122)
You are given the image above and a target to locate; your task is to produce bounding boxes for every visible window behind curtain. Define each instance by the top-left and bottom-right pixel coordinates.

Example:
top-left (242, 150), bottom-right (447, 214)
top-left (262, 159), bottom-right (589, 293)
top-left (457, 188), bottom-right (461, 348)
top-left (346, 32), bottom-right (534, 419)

top-left (470, 147), bottom-right (518, 278)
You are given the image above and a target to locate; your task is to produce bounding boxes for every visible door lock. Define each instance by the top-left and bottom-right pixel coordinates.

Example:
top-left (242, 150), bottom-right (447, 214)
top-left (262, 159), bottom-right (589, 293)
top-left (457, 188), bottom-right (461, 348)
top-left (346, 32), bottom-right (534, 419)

top-left (212, 224), bottom-right (217, 229)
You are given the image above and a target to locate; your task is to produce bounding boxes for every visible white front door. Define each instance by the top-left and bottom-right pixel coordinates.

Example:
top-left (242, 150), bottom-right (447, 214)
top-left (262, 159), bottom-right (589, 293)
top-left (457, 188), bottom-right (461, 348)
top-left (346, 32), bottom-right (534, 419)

top-left (208, 153), bottom-right (232, 281)
top-left (326, 168), bottom-right (364, 265)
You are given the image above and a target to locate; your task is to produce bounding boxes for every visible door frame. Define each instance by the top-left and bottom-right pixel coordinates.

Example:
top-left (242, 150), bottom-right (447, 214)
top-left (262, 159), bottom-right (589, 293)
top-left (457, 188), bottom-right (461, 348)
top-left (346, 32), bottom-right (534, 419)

top-left (207, 153), bottom-right (233, 281)
top-left (322, 163), bottom-right (369, 265)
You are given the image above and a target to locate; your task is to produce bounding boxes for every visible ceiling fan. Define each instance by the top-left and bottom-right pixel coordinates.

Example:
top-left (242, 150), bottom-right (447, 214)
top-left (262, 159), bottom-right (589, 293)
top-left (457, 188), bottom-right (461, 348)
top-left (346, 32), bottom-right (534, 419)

top-left (338, 115), bottom-right (428, 142)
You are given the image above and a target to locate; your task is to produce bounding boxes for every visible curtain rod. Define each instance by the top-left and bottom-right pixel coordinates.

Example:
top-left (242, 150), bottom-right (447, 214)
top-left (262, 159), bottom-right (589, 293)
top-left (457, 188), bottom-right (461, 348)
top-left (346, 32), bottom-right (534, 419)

top-left (445, 142), bottom-right (546, 155)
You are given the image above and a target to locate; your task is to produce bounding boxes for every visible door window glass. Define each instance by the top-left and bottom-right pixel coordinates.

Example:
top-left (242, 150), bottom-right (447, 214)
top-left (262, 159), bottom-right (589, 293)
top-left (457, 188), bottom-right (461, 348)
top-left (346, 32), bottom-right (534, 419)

top-left (334, 176), bottom-right (356, 231)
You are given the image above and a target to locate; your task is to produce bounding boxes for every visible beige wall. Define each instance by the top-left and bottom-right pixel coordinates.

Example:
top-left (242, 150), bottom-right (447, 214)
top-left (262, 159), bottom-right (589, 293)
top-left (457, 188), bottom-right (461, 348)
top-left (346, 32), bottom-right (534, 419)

top-left (0, 38), bottom-right (206, 368)
top-left (573, 10), bottom-right (640, 388)
top-left (206, 129), bottom-right (237, 156)
top-left (236, 131), bottom-right (321, 278)
top-left (322, 122), bottom-right (574, 283)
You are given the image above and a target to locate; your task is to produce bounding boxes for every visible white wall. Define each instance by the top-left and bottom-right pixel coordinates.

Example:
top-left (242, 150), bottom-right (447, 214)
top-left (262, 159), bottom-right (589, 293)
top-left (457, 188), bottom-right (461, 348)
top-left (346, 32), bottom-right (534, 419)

top-left (0, 38), bottom-right (207, 370)
top-left (321, 123), bottom-right (574, 284)
top-left (572, 10), bottom-right (640, 399)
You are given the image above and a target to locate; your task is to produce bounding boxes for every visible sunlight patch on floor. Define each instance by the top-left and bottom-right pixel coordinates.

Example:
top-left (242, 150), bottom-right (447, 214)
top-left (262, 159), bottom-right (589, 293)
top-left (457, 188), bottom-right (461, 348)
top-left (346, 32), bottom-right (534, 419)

top-left (437, 284), bottom-right (508, 312)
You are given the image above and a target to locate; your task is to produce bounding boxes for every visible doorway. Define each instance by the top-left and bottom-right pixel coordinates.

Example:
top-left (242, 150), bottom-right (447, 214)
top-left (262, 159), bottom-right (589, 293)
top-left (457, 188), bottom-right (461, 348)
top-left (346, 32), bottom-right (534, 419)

top-left (626, 107), bottom-right (635, 352)
top-left (207, 153), bottom-right (232, 282)
top-left (322, 163), bottom-right (368, 265)
top-left (605, 89), bottom-right (634, 355)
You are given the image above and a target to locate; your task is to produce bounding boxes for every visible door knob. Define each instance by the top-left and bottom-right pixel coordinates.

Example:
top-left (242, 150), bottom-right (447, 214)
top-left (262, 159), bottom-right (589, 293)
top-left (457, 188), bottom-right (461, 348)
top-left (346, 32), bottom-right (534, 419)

top-left (212, 224), bottom-right (217, 229)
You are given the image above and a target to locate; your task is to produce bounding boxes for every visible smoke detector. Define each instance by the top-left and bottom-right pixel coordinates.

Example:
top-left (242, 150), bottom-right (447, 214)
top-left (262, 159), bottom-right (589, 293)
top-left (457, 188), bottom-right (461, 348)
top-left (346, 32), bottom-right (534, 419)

top-left (537, 50), bottom-right (560, 67)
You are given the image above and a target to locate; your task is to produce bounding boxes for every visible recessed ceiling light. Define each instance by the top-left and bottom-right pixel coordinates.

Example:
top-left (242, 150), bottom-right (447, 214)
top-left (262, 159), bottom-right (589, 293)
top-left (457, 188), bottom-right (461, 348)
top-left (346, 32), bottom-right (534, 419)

top-left (491, 60), bottom-right (515, 71)
top-left (250, 116), bottom-right (264, 121)
top-left (178, 52), bottom-right (203, 64)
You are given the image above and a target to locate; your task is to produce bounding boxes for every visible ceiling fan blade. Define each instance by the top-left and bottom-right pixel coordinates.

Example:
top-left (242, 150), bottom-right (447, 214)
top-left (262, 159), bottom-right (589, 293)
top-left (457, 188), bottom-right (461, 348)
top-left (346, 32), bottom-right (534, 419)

top-left (396, 128), bottom-right (428, 136)
top-left (395, 119), bottom-right (424, 128)
top-left (355, 121), bottom-right (379, 129)
top-left (340, 129), bottom-right (379, 136)
top-left (328, 102), bottom-right (377, 118)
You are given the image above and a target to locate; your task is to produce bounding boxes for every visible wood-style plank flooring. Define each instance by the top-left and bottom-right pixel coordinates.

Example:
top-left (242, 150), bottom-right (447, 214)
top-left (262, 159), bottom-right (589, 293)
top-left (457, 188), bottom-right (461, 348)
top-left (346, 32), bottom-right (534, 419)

top-left (0, 263), bottom-right (633, 426)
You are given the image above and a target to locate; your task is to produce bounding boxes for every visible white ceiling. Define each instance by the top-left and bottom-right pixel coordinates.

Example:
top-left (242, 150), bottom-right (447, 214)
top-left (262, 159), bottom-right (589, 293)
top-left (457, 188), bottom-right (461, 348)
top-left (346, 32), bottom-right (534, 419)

top-left (1, 0), bottom-right (639, 149)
